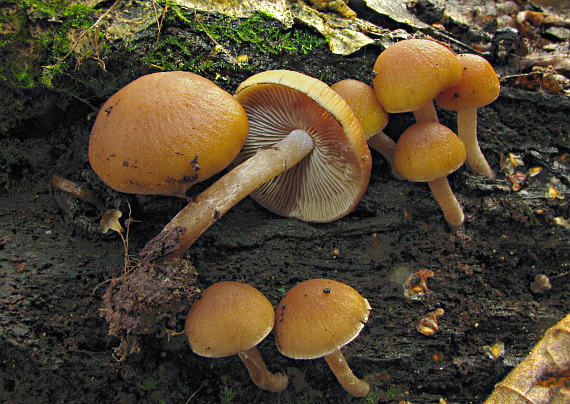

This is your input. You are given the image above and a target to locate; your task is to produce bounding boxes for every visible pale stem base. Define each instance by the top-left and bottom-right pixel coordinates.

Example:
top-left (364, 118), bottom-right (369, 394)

top-left (324, 349), bottom-right (370, 397)
top-left (238, 347), bottom-right (289, 393)
top-left (457, 108), bottom-right (495, 178)
top-left (151, 129), bottom-right (314, 258)
top-left (413, 101), bottom-right (440, 123)
top-left (428, 176), bottom-right (464, 227)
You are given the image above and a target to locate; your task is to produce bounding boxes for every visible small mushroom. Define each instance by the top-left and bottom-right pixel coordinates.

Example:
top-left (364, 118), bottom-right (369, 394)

top-left (436, 54), bottom-right (501, 178)
top-left (274, 279), bottom-right (372, 397)
top-left (88, 71), bottom-right (249, 197)
top-left (330, 79), bottom-right (396, 166)
top-left (393, 122), bottom-right (466, 227)
top-left (372, 39), bottom-right (462, 123)
top-left (144, 70), bottom-right (371, 258)
top-left (185, 281), bottom-right (288, 392)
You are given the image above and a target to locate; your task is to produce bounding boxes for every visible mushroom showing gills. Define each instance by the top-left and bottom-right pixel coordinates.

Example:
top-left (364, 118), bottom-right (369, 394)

top-left (330, 79), bottom-right (396, 166)
top-left (185, 281), bottom-right (288, 392)
top-left (393, 121), bottom-right (466, 227)
top-left (436, 54), bottom-right (501, 178)
top-left (274, 279), bottom-right (372, 397)
top-left (143, 70), bottom-right (371, 259)
top-left (88, 71), bottom-right (249, 197)
top-left (372, 39), bottom-right (462, 123)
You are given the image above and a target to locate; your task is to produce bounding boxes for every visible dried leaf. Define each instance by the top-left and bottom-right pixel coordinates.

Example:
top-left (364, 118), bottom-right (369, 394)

top-left (174, 0), bottom-right (375, 55)
top-left (363, 0), bottom-right (430, 29)
top-left (485, 313), bottom-right (570, 404)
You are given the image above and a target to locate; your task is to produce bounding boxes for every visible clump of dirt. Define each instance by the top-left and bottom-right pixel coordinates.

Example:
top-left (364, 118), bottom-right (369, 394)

top-left (100, 258), bottom-right (200, 361)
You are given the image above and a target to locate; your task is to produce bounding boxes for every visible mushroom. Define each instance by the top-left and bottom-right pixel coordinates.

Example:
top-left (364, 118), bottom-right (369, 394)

top-left (185, 281), bottom-right (288, 393)
top-left (372, 39), bottom-right (462, 123)
top-left (143, 70), bottom-right (371, 259)
top-left (273, 278), bottom-right (372, 397)
top-left (330, 79), bottom-right (396, 165)
top-left (88, 71), bottom-right (249, 197)
top-left (436, 54), bottom-right (501, 178)
top-left (393, 121), bottom-right (466, 227)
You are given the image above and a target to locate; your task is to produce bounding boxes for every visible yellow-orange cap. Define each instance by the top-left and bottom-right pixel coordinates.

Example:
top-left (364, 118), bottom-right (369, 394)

top-left (373, 39), bottom-right (462, 113)
top-left (393, 122), bottom-right (466, 182)
top-left (89, 71), bottom-right (249, 197)
top-left (436, 54), bottom-right (500, 110)
top-left (234, 70), bottom-right (372, 222)
top-left (330, 79), bottom-right (388, 139)
top-left (185, 281), bottom-right (275, 358)
top-left (274, 279), bottom-right (371, 359)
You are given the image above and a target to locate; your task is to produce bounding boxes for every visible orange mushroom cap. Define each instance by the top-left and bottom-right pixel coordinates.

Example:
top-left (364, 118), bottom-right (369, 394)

top-left (185, 281), bottom-right (275, 358)
top-left (436, 54), bottom-right (500, 111)
top-left (372, 39), bottom-right (462, 114)
top-left (274, 278), bottom-right (371, 397)
top-left (274, 278), bottom-right (371, 360)
top-left (185, 281), bottom-right (289, 393)
top-left (393, 122), bottom-right (466, 182)
top-left (393, 122), bottom-right (466, 227)
top-left (330, 79), bottom-right (388, 139)
top-left (89, 71), bottom-right (249, 197)
top-left (330, 79), bottom-right (398, 167)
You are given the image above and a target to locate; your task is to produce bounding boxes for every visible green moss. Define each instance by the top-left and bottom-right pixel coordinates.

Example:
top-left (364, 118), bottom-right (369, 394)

top-left (220, 386), bottom-right (235, 403)
top-left (2, 0), bottom-right (326, 87)
top-left (1, 0), bottom-right (327, 109)
top-left (21, 0), bottom-right (68, 15)
top-left (0, 0), bottom-right (103, 88)
top-left (142, 2), bottom-right (326, 74)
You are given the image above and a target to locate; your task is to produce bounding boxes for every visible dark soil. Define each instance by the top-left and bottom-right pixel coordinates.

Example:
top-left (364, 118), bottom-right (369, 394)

top-left (1, 83), bottom-right (569, 403)
top-left (1, 7), bottom-right (570, 404)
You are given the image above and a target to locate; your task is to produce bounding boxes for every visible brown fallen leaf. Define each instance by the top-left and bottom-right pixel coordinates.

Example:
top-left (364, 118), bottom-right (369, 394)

top-left (484, 313), bottom-right (570, 403)
top-left (515, 10), bottom-right (570, 40)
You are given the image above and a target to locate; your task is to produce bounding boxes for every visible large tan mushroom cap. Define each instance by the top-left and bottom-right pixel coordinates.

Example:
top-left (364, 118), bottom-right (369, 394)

top-left (393, 122), bottom-right (466, 182)
top-left (234, 70), bottom-right (371, 222)
top-left (372, 39), bottom-right (462, 113)
top-left (274, 279), bottom-right (371, 360)
top-left (89, 71), bottom-right (249, 197)
top-left (436, 54), bottom-right (500, 110)
top-left (185, 281), bottom-right (275, 358)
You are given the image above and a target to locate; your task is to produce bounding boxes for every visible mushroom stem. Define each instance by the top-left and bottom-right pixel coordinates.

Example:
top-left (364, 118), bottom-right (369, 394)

top-left (427, 176), bottom-right (464, 227)
top-left (457, 108), bottom-right (495, 178)
top-left (51, 175), bottom-right (105, 210)
top-left (413, 101), bottom-right (440, 123)
top-left (367, 130), bottom-right (396, 165)
top-left (324, 349), bottom-right (370, 397)
top-left (146, 129), bottom-right (314, 259)
top-left (238, 347), bottom-right (289, 393)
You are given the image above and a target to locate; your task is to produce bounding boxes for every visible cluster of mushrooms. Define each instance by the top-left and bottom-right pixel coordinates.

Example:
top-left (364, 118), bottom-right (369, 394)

top-left (87, 38), bottom-right (501, 396)
top-left (89, 38), bottom-right (501, 256)
top-left (185, 279), bottom-right (371, 396)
